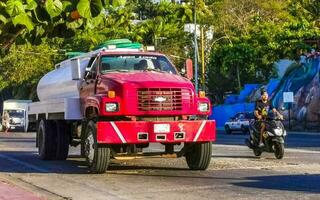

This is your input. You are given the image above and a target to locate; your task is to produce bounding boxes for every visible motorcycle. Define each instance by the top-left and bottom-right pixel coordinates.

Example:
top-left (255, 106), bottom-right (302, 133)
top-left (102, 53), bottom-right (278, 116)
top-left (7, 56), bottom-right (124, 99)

top-left (245, 112), bottom-right (286, 159)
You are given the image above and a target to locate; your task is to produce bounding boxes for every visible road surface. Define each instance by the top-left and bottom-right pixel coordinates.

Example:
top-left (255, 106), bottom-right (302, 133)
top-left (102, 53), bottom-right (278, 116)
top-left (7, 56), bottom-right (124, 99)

top-left (0, 130), bottom-right (319, 200)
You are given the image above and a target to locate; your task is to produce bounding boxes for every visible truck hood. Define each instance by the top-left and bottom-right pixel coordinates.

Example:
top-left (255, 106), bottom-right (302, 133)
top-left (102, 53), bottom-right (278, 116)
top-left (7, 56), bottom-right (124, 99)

top-left (101, 71), bottom-right (193, 88)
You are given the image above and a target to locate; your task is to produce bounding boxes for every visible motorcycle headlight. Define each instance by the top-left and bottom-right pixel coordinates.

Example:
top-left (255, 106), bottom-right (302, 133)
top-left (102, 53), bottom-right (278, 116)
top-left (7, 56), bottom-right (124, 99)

top-left (105, 103), bottom-right (119, 112)
top-left (274, 128), bottom-right (283, 136)
top-left (198, 103), bottom-right (209, 112)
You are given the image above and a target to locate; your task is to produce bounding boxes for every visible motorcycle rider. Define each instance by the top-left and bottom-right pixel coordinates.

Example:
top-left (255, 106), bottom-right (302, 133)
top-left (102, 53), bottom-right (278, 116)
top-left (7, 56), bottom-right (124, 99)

top-left (255, 89), bottom-right (283, 147)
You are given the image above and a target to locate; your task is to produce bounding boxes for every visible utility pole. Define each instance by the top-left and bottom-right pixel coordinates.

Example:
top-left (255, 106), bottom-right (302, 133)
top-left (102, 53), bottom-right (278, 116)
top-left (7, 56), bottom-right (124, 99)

top-left (236, 65), bottom-right (241, 92)
top-left (194, 0), bottom-right (198, 94)
top-left (201, 26), bottom-right (205, 91)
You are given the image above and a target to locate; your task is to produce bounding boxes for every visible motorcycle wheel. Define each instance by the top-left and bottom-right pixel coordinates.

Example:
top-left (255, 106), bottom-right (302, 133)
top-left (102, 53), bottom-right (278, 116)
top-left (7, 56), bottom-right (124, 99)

top-left (274, 142), bottom-right (284, 159)
top-left (253, 148), bottom-right (262, 157)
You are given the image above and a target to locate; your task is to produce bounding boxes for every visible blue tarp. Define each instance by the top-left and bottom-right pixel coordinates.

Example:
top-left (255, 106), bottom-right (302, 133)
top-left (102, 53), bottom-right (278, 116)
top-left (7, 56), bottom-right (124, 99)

top-left (238, 84), bottom-right (260, 102)
top-left (210, 103), bottom-right (255, 128)
top-left (266, 79), bottom-right (280, 95)
top-left (224, 95), bottom-right (239, 104)
top-left (224, 84), bottom-right (260, 104)
top-left (212, 80), bottom-right (280, 128)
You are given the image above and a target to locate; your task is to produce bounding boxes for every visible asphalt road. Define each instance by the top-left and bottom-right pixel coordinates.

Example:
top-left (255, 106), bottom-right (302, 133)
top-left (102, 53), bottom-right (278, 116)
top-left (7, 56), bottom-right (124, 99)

top-left (0, 131), bottom-right (320, 200)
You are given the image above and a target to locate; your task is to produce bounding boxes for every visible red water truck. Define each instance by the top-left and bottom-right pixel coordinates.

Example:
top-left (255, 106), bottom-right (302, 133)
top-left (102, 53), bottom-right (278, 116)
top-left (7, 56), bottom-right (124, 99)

top-left (28, 45), bottom-right (216, 173)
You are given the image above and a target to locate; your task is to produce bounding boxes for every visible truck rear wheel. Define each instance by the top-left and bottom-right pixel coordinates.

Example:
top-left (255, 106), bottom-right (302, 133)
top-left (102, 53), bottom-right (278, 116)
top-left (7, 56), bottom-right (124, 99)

top-left (84, 120), bottom-right (110, 173)
top-left (55, 121), bottom-right (70, 160)
top-left (185, 142), bottom-right (212, 170)
top-left (38, 120), bottom-right (57, 160)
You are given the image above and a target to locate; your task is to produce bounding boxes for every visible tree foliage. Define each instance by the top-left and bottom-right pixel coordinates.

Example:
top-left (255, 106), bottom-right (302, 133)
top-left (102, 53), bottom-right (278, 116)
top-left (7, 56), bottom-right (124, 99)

top-left (0, 40), bottom-right (65, 99)
top-left (0, 0), bottom-right (319, 103)
top-left (0, 0), bottom-right (194, 99)
top-left (207, 0), bottom-right (320, 103)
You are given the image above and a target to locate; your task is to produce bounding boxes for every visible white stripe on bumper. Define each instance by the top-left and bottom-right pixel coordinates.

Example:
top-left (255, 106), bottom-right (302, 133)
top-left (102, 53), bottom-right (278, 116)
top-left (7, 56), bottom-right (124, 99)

top-left (110, 122), bottom-right (127, 143)
top-left (193, 120), bottom-right (207, 142)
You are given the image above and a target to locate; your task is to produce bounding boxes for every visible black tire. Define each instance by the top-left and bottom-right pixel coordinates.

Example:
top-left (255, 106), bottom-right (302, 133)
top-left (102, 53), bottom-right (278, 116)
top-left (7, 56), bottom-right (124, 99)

top-left (274, 142), bottom-right (284, 159)
top-left (253, 148), bottom-right (262, 157)
top-left (55, 120), bottom-right (70, 160)
top-left (84, 120), bottom-right (110, 173)
top-left (225, 125), bottom-right (232, 134)
top-left (38, 120), bottom-right (57, 160)
top-left (80, 120), bottom-right (88, 157)
top-left (185, 142), bottom-right (212, 170)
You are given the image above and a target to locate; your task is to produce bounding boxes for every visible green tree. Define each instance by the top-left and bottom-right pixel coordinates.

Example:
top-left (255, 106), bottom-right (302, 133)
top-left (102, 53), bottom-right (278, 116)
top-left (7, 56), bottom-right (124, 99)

top-left (0, 41), bottom-right (65, 99)
top-left (0, 0), bottom-right (128, 50)
top-left (206, 0), bottom-right (320, 103)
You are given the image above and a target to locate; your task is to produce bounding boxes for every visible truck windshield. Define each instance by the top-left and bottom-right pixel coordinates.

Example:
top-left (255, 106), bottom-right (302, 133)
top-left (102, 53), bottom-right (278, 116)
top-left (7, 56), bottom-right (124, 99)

top-left (6, 110), bottom-right (24, 118)
top-left (100, 55), bottom-right (177, 74)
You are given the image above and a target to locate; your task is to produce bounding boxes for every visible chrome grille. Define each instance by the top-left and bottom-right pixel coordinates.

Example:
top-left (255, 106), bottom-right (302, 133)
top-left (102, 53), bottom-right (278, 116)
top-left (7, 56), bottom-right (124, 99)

top-left (137, 88), bottom-right (192, 111)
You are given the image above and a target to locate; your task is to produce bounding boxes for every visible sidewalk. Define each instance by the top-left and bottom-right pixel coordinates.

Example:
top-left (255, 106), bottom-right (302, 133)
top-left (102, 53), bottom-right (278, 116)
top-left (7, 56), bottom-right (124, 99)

top-left (0, 179), bottom-right (43, 200)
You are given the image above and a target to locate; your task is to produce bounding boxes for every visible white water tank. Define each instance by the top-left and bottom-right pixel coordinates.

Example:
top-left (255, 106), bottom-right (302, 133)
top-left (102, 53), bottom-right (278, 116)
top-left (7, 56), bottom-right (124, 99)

top-left (37, 57), bottom-right (90, 101)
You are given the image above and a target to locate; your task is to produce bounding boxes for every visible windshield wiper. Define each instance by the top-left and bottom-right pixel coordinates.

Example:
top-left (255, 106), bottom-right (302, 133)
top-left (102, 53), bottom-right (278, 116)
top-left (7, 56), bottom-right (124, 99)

top-left (103, 69), bottom-right (129, 73)
top-left (143, 68), bottom-right (164, 73)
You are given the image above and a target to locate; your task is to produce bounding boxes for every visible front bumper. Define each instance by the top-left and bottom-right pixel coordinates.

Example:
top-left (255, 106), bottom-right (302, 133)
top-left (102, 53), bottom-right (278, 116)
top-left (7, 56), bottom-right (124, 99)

top-left (9, 125), bottom-right (24, 130)
top-left (97, 120), bottom-right (216, 144)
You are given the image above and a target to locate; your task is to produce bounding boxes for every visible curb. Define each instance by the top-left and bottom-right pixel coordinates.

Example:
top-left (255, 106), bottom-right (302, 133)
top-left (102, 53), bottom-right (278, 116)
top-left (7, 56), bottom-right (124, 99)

top-left (0, 178), bottom-right (43, 200)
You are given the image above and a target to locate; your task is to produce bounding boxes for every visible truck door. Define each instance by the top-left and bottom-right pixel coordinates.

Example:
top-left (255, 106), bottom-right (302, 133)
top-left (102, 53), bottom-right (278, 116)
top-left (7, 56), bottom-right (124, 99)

top-left (80, 56), bottom-right (99, 114)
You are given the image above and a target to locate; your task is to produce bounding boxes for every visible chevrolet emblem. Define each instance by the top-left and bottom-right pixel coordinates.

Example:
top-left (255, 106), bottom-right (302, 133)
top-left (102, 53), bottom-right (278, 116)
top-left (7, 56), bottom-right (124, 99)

top-left (154, 97), bottom-right (167, 102)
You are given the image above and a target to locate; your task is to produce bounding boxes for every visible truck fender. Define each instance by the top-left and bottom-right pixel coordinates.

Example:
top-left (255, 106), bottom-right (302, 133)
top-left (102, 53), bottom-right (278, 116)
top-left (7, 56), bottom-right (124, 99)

top-left (84, 97), bottom-right (101, 117)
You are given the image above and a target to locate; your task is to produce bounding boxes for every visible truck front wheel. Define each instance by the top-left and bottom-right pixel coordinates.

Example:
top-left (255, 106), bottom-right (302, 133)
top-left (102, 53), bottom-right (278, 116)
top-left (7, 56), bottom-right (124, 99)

top-left (38, 120), bottom-right (57, 160)
top-left (84, 120), bottom-right (110, 173)
top-left (185, 142), bottom-right (212, 170)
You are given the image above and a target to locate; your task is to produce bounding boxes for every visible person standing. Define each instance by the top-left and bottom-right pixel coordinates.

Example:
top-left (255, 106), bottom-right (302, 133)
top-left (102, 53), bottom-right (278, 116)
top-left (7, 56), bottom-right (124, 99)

top-left (2, 111), bottom-right (10, 134)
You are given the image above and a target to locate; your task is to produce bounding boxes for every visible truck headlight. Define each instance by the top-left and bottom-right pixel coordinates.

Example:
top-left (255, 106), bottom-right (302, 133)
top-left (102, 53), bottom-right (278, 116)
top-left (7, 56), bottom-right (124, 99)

top-left (198, 103), bottom-right (209, 112)
top-left (105, 103), bottom-right (118, 112)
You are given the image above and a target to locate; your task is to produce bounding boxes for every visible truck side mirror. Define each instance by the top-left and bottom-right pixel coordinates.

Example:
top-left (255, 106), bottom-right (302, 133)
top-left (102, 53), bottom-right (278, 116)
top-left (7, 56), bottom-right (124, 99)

top-left (71, 58), bottom-right (81, 80)
top-left (84, 70), bottom-right (96, 80)
top-left (180, 68), bottom-right (186, 75)
top-left (185, 59), bottom-right (193, 80)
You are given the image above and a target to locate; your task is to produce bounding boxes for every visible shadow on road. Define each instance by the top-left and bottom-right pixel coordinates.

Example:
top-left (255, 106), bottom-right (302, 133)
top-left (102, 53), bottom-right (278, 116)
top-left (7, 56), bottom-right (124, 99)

top-left (0, 139), bottom-right (35, 143)
top-left (234, 174), bottom-right (320, 193)
top-left (0, 151), bottom-right (89, 174)
top-left (0, 150), bottom-right (194, 174)
top-left (213, 155), bottom-right (259, 159)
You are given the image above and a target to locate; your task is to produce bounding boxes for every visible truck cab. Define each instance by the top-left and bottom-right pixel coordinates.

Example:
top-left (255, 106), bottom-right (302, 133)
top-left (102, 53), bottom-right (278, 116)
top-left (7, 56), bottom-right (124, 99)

top-left (80, 51), bottom-right (211, 118)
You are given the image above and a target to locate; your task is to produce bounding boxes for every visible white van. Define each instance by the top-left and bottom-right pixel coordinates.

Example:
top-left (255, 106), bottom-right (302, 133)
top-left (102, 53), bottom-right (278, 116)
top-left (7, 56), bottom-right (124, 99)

top-left (2, 100), bottom-right (32, 132)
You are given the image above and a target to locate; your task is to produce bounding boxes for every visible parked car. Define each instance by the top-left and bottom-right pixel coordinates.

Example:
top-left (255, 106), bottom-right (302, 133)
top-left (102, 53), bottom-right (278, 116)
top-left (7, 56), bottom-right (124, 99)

top-left (224, 112), bottom-right (255, 134)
